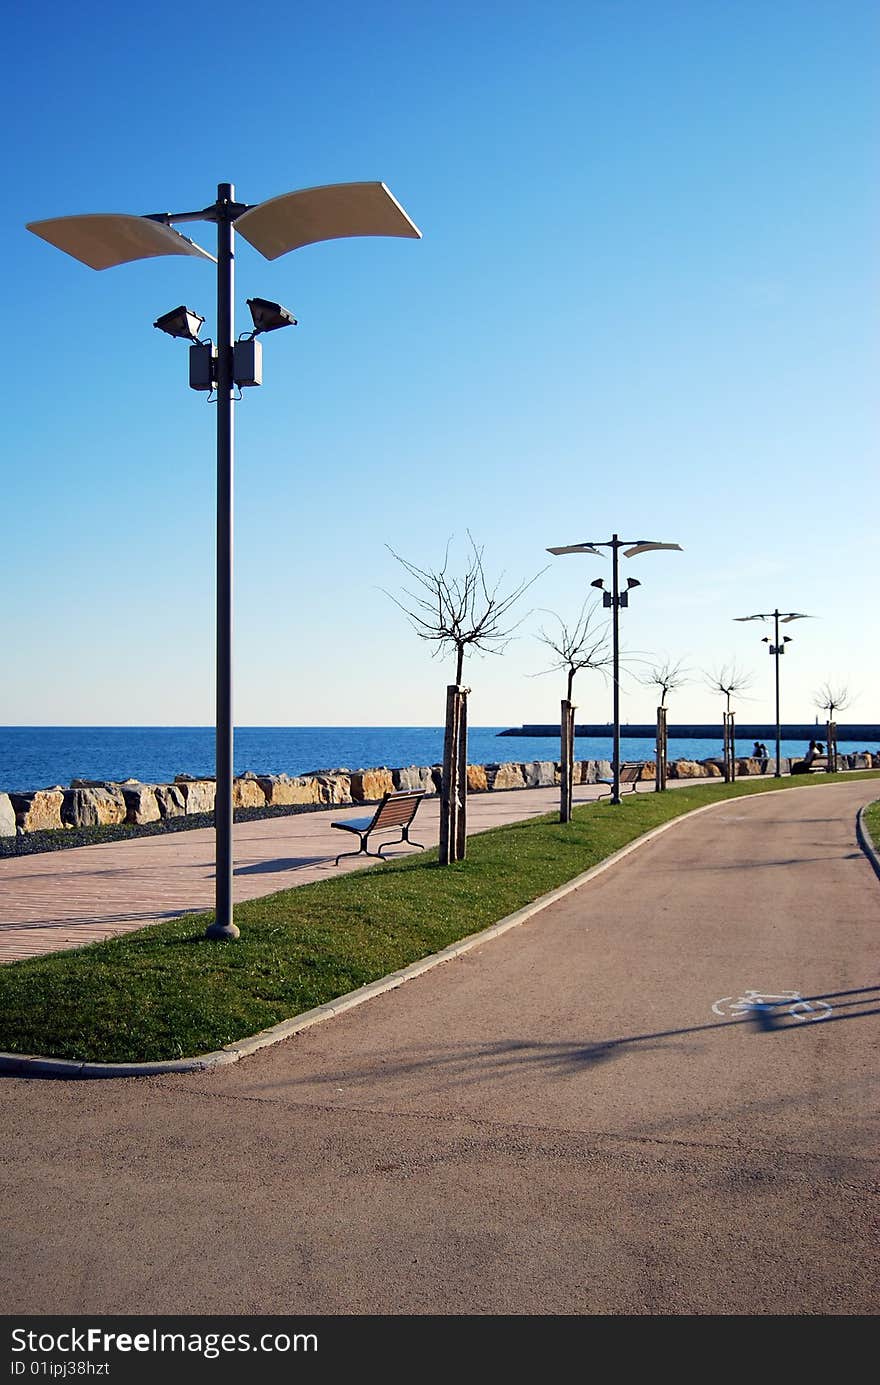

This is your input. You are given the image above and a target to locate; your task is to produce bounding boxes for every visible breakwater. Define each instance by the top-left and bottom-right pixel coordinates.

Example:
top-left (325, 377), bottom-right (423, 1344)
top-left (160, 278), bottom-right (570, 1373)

top-left (3, 751), bottom-right (879, 838)
top-left (501, 723), bottom-right (880, 741)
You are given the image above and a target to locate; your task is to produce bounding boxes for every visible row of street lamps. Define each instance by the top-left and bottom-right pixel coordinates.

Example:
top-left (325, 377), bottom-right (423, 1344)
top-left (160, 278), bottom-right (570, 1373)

top-left (547, 540), bottom-right (812, 796)
top-left (26, 179), bottom-right (816, 939)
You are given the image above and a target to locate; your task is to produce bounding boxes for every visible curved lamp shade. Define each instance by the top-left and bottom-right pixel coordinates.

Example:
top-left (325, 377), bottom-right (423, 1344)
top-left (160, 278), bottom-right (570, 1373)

top-left (546, 543), bottom-right (604, 556)
top-left (25, 214), bottom-right (216, 270)
top-left (234, 181), bottom-right (421, 260)
top-left (622, 542), bottom-right (683, 558)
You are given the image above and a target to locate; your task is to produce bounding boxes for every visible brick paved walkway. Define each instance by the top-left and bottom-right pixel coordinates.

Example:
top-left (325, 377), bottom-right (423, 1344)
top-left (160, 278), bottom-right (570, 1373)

top-left (0, 779), bottom-right (693, 963)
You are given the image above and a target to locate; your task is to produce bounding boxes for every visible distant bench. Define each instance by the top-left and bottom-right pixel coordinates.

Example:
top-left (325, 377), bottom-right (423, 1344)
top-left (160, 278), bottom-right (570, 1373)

top-left (793, 756), bottom-right (829, 775)
top-left (596, 762), bottom-right (649, 798)
top-left (331, 789), bottom-right (426, 865)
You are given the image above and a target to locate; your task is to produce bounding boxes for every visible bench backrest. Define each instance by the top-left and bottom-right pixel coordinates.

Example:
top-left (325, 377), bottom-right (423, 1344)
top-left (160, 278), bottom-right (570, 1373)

top-left (370, 790), bottom-right (425, 829)
top-left (619, 764), bottom-right (644, 782)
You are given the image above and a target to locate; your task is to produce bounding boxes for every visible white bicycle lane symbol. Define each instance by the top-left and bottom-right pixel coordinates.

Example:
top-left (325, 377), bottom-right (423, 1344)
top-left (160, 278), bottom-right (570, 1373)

top-left (712, 989), bottom-right (833, 1021)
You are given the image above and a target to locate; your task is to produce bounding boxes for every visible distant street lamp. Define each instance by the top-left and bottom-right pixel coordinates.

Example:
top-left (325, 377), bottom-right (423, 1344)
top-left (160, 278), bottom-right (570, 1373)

top-left (734, 609), bottom-right (813, 777)
top-left (547, 536), bottom-right (682, 804)
top-left (27, 181), bottom-right (420, 940)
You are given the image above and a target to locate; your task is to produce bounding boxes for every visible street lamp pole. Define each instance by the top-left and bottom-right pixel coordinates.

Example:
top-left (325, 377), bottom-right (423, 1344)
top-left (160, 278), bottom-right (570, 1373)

top-left (547, 535), bottom-right (682, 805)
top-left (734, 608), bottom-right (812, 779)
top-left (213, 183), bottom-right (236, 938)
top-left (27, 180), bottom-right (420, 939)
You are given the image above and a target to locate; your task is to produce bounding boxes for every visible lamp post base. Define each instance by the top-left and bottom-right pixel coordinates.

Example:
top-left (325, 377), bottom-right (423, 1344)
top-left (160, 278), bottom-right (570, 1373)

top-left (204, 921), bottom-right (240, 941)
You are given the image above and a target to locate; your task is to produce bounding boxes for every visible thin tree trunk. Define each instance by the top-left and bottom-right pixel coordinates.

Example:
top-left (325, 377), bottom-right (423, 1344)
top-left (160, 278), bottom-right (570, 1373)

top-left (656, 704), bottom-right (667, 791)
top-left (560, 698), bottom-right (574, 822)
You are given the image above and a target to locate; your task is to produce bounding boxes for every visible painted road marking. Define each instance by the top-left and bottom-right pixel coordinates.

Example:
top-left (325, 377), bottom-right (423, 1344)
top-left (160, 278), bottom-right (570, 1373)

top-left (712, 989), bottom-right (833, 1021)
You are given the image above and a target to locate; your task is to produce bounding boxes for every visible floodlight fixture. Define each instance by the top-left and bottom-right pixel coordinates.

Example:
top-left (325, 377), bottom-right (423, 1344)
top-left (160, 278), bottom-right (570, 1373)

top-left (626, 577), bottom-right (641, 590)
top-left (590, 578), bottom-right (605, 590)
top-left (246, 297), bottom-right (297, 335)
top-left (153, 305), bottom-right (206, 342)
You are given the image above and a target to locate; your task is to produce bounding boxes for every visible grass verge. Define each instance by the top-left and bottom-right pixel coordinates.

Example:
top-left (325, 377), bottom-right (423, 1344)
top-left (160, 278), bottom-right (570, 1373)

top-left (1, 771), bottom-right (878, 1064)
top-left (863, 798), bottom-right (880, 852)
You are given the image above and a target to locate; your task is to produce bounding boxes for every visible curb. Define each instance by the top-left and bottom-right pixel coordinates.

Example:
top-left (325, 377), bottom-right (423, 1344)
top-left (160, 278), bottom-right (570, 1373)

top-left (856, 803), bottom-right (880, 882)
top-left (3, 780), bottom-right (877, 1079)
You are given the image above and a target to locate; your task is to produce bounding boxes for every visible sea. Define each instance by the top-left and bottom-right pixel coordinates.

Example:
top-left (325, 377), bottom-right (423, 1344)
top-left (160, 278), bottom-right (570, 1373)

top-left (0, 727), bottom-right (873, 795)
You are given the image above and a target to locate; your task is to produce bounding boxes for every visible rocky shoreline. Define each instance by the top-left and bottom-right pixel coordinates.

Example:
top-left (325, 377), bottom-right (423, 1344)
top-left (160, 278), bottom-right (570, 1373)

top-left (3, 751), bottom-right (879, 842)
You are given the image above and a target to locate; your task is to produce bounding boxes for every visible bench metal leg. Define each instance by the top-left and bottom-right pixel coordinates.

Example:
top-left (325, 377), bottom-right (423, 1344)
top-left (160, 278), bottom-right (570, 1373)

top-left (377, 826), bottom-right (426, 859)
top-left (334, 833), bottom-right (385, 866)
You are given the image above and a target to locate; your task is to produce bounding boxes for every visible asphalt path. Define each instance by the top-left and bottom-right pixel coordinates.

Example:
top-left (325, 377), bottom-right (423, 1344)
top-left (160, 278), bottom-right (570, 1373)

top-left (2, 780), bottom-right (878, 1315)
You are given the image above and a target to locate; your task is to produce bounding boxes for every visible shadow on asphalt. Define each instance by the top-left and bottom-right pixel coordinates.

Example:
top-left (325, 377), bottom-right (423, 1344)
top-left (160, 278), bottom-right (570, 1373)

top-left (249, 986), bottom-right (880, 1092)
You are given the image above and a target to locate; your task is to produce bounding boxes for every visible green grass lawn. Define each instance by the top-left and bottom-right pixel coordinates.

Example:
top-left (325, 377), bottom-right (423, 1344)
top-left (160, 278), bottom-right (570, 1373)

top-left (1, 771), bottom-right (878, 1064)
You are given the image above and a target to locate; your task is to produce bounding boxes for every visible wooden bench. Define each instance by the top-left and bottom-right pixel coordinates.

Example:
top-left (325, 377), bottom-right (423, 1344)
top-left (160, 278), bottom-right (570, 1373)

top-left (794, 756), bottom-right (829, 774)
top-left (596, 762), bottom-right (647, 798)
top-left (331, 789), bottom-right (426, 865)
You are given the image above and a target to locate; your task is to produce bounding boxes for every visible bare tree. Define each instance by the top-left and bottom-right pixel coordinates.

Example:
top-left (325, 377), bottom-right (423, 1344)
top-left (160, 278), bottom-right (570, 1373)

top-left (704, 661), bottom-right (754, 715)
top-left (386, 535), bottom-right (538, 685)
top-left (640, 657), bottom-right (691, 792)
top-left (639, 656), bottom-right (691, 708)
top-left (813, 681), bottom-right (852, 718)
top-left (705, 661), bottom-right (754, 783)
top-left (533, 602), bottom-right (611, 821)
top-left (534, 602), bottom-right (612, 702)
top-left (386, 535), bottom-right (542, 863)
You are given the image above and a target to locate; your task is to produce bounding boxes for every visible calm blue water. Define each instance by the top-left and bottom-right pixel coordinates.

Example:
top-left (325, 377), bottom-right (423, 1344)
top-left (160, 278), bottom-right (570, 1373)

top-left (0, 727), bottom-right (872, 794)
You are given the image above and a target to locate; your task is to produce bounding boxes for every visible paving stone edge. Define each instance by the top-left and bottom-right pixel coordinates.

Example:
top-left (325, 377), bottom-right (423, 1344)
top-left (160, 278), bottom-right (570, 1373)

top-left (3, 783), bottom-right (877, 1079)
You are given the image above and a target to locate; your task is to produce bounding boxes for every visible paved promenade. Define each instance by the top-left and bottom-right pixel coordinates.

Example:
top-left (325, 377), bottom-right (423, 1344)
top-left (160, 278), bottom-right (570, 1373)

top-left (1, 779), bottom-right (877, 1314)
top-left (0, 777), bottom-right (708, 963)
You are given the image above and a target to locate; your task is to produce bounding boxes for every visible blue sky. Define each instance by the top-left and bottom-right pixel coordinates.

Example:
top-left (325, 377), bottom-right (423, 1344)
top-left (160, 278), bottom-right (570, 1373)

top-left (3, 0), bottom-right (877, 728)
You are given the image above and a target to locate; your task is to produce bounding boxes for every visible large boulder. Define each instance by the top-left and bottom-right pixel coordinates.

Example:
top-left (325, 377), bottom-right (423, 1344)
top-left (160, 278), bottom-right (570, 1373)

top-left (851, 752), bottom-right (871, 770)
top-left (466, 764), bottom-right (488, 792)
top-left (699, 760), bottom-right (724, 777)
top-left (735, 758), bottom-right (763, 777)
top-left (349, 769), bottom-right (395, 802)
top-left (670, 760), bottom-right (705, 779)
top-left (0, 793), bottom-right (16, 837)
top-left (121, 784), bottom-right (161, 825)
top-left (10, 789), bottom-right (65, 833)
top-left (639, 761), bottom-right (657, 780)
top-left (61, 786), bottom-right (127, 828)
top-left (177, 780), bottom-right (216, 815)
top-left (392, 765), bottom-right (436, 794)
top-left (257, 774), bottom-right (320, 806)
top-left (233, 778), bottom-right (267, 809)
top-left (155, 784), bottom-right (187, 818)
top-left (522, 760), bottom-right (558, 788)
top-left (484, 762), bottom-right (526, 791)
top-left (312, 773), bottom-right (353, 805)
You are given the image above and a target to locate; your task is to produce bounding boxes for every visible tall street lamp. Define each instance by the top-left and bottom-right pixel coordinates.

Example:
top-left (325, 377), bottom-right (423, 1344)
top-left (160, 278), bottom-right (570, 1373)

top-left (734, 609), bottom-right (812, 778)
top-left (547, 536), bottom-right (682, 804)
top-left (27, 181), bottom-right (420, 940)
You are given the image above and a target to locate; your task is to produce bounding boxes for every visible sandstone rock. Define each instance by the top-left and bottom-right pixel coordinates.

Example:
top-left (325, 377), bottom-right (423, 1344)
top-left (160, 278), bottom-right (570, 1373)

top-left (349, 769), bottom-right (395, 803)
top-left (700, 760), bottom-right (723, 777)
top-left (484, 762), bottom-right (526, 791)
top-left (669, 760), bottom-right (704, 779)
top-left (178, 780), bottom-right (216, 815)
top-left (155, 784), bottom-right (187, 818)
top-left (466, 764), bottom-right (488, 792)
top-left (232, 778), bottom-right (267, 809)
top-left (312, 773), bottom-right (353, 805)
top-left (593, 760), bottom-right (612, 782)
top-left (0, 793), bottom-right (16, 837)
top-left (392, 765), bottom-right (437, 794)
top-left (640, 761), bottom-right (656, 780)
top-left (257, 774), bottom-right (321, 806)
top-left (872, 753), bottom-right (880, 769)
top-left (61, 786), bottom-right (127, 828)
top-left (121, 784), bottom-right (161, 825)
top-left (10, 789), bottom-right (65, 832)
top-left (852, 752), bottom-right (871, 770)
top-left (735, 757), bottom-right (764, 777)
